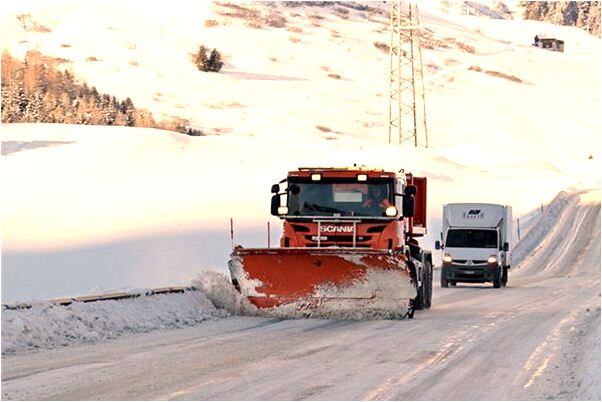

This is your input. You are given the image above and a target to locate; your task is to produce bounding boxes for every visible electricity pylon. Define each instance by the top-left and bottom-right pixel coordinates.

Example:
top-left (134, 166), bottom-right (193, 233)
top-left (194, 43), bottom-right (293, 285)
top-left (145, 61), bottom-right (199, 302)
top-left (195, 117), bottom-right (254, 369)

top-left (388, 1), bottom-right (428, 147)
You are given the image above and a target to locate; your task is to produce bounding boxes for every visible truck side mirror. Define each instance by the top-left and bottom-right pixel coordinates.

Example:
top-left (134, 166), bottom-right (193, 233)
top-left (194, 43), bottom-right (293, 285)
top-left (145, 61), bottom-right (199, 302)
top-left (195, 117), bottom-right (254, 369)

top-left (435, 240), bottom-right (441, 250)
top-left (270, 194), bottom-right (280, 216)
top-left (271, 184), bottom-right (280, 193)
top-left (503, 242), bottom-right (509, 252)
top-left (402, 195), bottom-right (415, 218)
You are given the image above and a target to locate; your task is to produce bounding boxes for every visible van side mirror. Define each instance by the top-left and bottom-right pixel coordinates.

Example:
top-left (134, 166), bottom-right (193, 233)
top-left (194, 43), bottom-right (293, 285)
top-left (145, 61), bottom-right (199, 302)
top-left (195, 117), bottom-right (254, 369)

top-left (270, 194), bottom-right (280, 216)
top-left (402, 195), bottom-right (415, 218)
top-left (435, 240), bottom-right (441, 250)
top-left (503, 242), bottom-right (509, 252)
top-left (271, 184), bottom-right (280, 193)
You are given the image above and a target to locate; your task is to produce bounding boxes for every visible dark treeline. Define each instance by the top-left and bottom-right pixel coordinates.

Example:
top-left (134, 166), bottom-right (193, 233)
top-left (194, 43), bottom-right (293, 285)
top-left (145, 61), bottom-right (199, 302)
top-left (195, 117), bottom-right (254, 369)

top-left (519, 1), bottom-right (601, 37)
top-left (1, 50), bottom-right (202, 136)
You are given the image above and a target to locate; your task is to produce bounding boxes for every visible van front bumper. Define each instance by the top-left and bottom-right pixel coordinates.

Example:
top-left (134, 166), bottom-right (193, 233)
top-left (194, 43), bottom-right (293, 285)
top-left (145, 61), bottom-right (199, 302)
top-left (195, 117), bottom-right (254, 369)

top-left (442, 263), bottom-right (497, 283)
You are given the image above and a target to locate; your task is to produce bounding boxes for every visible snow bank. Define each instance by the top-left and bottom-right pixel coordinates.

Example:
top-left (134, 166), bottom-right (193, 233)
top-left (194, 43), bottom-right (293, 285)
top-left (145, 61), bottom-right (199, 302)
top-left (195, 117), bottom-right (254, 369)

top-left (194, 269), bottom-right (259, 316)
top-left (512, 191), bottom-right (579, 267)
top-left (1, 290), bottom-right (228, 355)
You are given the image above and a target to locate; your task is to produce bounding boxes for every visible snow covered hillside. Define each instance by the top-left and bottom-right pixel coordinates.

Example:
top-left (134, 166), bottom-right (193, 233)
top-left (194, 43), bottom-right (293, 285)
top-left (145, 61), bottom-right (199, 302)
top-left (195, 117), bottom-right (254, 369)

top-left (1, 1), bottom-right (600, 303)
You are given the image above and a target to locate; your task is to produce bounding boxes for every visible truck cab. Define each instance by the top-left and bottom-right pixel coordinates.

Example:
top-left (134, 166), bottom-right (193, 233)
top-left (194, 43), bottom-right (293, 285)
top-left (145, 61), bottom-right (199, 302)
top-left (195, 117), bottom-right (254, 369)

top-left (436, 203), bottom-right (512, 288)
top-left (270, 167), bottom-right (427, 251)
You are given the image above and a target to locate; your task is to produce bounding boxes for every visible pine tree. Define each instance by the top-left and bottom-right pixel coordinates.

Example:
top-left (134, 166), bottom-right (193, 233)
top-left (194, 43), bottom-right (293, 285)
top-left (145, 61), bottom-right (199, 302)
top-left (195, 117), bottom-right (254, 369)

top-left (1, 50), bottom-right (18, 85)
top-left (58, 70), bottom-right (76, 100)
top-left (41, 91), bottom-right (58, 123)
top-left (90, 86), bottom-right (100, 103)
top-left (1, 85), bottom-right (20, 122)
top-left (24, 91), bottom-right (44, 122)
top-left (114, 110), bottom-right (128, 126)
top-left (87, 96), bottom-right (103, 125)
top-left (587, 2), bottom-right (601, 36)
top-left (100, 94), bottom-right (115, 125)
top-left (58, 93), bottom-right (75, 123)
top-left (16, 81), bottom-right (29, 120)
top-left (121, 97), bottom-right (135, 126)
top-left (208, 49), bottom-right (224, 72)
top-left (194, 45), bottom-right (209, 71)
top-left (79, 82), bottom-right (90, 98)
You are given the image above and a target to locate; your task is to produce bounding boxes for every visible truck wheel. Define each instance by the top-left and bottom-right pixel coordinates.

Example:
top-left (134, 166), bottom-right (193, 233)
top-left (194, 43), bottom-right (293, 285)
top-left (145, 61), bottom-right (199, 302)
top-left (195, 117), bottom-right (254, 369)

top-left (450, 281), bottom-right (457, 287)
top-left (502, 266), bottom-right (508, 287)
top-left (440, 267), bottom-right (449, 288)
top-left (493, 265), bottom-right (501, 288)
top-left (416, 265), bottom-right (430, 310)
top-left (413, 286), bottom-right (425, 310)
top-left (424, 261), bottom-right (433, 309)
top-left (411, 263), bottom-right (425, 310)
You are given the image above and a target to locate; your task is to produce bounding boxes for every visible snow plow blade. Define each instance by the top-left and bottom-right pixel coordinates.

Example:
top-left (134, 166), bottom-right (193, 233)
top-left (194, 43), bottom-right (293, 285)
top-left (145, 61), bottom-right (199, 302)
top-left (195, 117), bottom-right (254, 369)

top-left (228, 246), bottom-right (417, 313)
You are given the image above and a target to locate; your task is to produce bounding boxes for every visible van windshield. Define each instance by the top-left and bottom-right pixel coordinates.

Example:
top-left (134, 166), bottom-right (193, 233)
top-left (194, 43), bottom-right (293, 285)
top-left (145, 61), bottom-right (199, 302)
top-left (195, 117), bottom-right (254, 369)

top-left (445, 229), bottom-right (497, 248)
top-left (287, 181), bottom-right (393, 217)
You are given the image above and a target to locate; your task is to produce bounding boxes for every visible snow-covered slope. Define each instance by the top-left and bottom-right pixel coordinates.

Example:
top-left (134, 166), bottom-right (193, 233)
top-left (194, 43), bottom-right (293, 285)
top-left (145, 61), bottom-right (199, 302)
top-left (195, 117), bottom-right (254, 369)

top-left (1, 1), bottom-right (600, 303)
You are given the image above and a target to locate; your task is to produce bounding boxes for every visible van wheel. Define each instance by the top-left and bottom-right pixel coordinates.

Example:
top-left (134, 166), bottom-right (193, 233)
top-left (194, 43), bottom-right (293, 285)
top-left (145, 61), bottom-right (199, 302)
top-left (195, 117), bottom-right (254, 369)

top-left (493, 265), bottom-right (501, 288)
top-left (424, 261), bottom-right (433, 309)
top-left (502, 266), bottom-right (508, 287)
top-left (440, 267), bottom-right (449, 288)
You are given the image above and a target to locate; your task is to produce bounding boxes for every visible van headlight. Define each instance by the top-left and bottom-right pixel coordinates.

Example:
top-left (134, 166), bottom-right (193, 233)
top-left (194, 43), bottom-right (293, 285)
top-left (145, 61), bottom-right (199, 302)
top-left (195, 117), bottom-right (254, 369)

top-left (487, 255), bottom-right (497, 264)
top-left (442, 254), bottom-right (453, 263)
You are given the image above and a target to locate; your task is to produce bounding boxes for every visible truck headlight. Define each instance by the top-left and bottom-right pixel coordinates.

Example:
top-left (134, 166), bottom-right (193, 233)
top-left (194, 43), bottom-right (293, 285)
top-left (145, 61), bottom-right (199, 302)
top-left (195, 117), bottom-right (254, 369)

top-left (442, 254), bottom-right (452, 263)
top-left (487, 255), bottom-right (497, 264)
top-left (385, 206), bottom-right (397, 217)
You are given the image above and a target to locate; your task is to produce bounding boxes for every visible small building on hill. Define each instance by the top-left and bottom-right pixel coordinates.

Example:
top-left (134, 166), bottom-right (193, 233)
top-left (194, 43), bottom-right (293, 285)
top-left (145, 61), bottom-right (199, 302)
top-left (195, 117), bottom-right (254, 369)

top-left (533, 35), bottom-right (564, 52)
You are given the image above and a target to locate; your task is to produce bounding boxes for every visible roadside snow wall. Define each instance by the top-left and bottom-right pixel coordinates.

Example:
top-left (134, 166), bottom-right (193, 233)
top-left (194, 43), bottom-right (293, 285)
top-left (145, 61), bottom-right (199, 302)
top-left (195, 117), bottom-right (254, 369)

top-left (512, 191), bottom-right (578, 266)
top-left (1, 290), bottom-right (228, 355)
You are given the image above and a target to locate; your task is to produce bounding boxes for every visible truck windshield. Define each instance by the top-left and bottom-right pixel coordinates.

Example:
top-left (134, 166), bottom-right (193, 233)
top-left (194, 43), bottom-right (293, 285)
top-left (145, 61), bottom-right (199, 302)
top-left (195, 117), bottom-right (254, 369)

top-left (287, 181), bottom-right (393, 217)
top-left (445, 229), bottom-right (498, 248)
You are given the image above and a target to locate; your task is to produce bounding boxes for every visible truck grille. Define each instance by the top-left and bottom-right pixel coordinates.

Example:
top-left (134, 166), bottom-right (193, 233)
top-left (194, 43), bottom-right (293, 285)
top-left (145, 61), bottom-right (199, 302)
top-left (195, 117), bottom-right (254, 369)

top-left (304, 235), bottom-right (372, 248)
top-left (305, 235), bottom-right (372, 242)
top-left (305, 244), bottom-right (372, 248)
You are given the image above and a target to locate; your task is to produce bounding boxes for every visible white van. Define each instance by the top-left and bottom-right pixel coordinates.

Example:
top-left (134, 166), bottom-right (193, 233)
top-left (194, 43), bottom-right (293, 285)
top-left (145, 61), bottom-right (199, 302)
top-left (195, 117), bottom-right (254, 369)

top-left (435, 203), bottom-right (512, 288)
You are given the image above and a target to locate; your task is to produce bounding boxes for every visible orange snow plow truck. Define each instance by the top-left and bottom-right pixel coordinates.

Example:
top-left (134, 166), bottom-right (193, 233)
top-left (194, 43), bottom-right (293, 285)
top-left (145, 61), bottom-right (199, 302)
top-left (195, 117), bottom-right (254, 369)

top-left (228, 167), bottom-right (432, 318)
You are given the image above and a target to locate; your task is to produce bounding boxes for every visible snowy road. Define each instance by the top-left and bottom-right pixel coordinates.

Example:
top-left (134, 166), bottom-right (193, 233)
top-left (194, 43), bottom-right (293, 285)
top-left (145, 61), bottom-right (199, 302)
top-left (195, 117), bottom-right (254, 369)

top-left (2, 195), bottom-right (600, 401)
